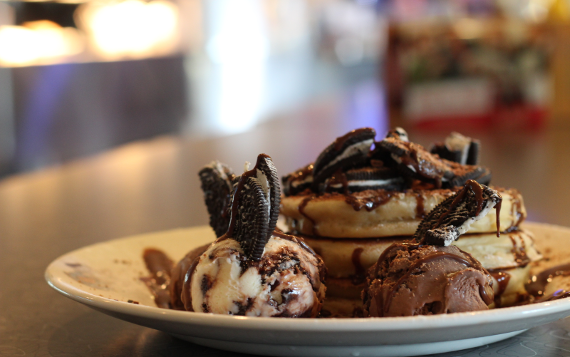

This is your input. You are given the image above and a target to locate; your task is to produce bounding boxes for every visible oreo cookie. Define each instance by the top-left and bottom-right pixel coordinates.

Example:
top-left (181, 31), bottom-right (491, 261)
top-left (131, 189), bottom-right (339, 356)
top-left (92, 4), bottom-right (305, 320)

top-left (377, 136), bottom-right (453, 186)
top-left (431, 132), bottom-right (480, 165)
top-left (282, 163), bottom-right (314, 196)
top-left (229, 154), bottom-right (281, 261)
top-left (448, 165), bottom-right (492, 187)
top-left (378, 135), bottom-right (491, 188)
top-left (414, 180), bottom-right (502, 246)
top-left (369, 128), bottom-right (409, 169)
top-left (312, 128), bottom-right (376, 188)
top-left (198, 161), bottom-right (236, 237)
top-left (320, 167), bottom-right (404, 193)
top-left (386, 127), bottom-right (409, 142)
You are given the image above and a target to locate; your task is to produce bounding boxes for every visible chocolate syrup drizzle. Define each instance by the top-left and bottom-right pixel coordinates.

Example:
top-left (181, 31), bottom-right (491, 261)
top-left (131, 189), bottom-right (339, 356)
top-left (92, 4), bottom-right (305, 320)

top-left (298, 195), bottom-right (317, 235)
top-left (141, 248), bottom-right (174, 309)
top-left (526, 263), bottom-right (570, 300)
top-left (351, 248), bottom-right (366, 285)
top-left (415, 192), bottom-right (426, 219)
top-left (489, 271), bottom-right (511, 307)
top-left (508, 233), bottom-right (530, 267)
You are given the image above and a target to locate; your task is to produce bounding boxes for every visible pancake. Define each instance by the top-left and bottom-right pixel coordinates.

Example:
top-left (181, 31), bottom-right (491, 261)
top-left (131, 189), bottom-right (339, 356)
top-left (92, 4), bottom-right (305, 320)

top-left (303, 230), bottom-right (539, 278)
top-left (320, 297), bottom-right (363, 318)
top-left (281, 187), bottom-right (525, 238)
top-left (488, 265), bottom-right (532, 308)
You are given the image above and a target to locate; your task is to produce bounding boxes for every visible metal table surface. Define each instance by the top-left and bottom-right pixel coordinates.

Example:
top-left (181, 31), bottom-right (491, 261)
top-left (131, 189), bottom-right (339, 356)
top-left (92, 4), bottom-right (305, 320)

top-left (2, 113), bottom-right (570, 357)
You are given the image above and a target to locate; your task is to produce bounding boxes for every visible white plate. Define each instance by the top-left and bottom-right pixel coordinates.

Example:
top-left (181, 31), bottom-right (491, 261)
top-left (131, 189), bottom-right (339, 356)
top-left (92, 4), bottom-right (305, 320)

top-left (45, 222), bottom-right (570, 357)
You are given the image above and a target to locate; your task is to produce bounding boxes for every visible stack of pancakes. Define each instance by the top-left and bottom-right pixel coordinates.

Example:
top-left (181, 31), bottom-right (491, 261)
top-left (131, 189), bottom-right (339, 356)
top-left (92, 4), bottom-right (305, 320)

top-left (280, 128), bottom-right (541, 316)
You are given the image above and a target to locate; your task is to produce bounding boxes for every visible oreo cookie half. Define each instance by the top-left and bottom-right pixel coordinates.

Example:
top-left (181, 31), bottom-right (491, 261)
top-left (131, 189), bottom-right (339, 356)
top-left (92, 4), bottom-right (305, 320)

top-left (448, 165), bottom-right (492, 187)
top-left (229, 154), bottom-right (281, 261)
top-left (198, 161), bottom-right (236, 237)
top-left (414, 180), bottom-right (502, 246)
top-left (282, 163), bottom-right (314, 196)
top-left (369, 128), bottom-right (409, 169)
top-left (312, 128), bottom-right (376, 188)
top-left (430, 132), bottom-right (480, 165)
top-left (378, 136), bottom-right (453, 186)
top-left (386, 127), bottom-right (409, 142)
top-left (320, 167), bottom-right (404, 193)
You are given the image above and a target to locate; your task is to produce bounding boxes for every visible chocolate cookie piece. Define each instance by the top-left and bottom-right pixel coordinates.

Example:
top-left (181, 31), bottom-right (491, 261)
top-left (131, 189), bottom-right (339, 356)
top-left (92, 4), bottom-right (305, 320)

top-left (320, 167), bottom-right (404, 193)
top-left (229, 154), bottom-right (281, 261)
top-left (312, 128), bottom-right (376, 188)
top-left (448, 165), bottom-right (492, 187)
top-left (431, 132), bottom-right (480, 165)
top-left (198, 161), bottom-right (236, 237)
top-left (282, 163), bottom-right (314, 196)
top-left (414, 180), bottom-right (502, 246)
top-left (378, 135), bottom-right (491, 188)
top-left (378, 136), bottom-right (453, 186)
top-left (369, 128), bottom-right (409, 169)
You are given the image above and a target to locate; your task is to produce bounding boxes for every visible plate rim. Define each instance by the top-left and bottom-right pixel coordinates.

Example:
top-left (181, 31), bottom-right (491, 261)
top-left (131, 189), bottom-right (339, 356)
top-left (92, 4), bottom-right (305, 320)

top-left (45, 222), bottom-right (570, 333)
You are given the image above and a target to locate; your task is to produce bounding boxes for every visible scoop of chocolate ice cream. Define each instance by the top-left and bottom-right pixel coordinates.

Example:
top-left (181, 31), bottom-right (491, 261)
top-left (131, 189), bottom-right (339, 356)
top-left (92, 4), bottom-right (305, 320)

top-left (362, 243), bottom-right (494, 317)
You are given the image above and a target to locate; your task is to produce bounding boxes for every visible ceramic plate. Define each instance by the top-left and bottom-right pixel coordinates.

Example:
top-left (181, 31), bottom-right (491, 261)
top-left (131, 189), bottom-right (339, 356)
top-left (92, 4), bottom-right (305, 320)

top-left (45, 222), bottom-right (570, 357)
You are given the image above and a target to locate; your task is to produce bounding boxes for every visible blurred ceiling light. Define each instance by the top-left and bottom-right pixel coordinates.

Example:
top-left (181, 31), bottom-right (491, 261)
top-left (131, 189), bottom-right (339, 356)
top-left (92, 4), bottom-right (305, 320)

top-left (76, 0), bottom-right (179, 59)
top-left (203, 0), bottom-right (268, 134)
top-left (453, 18), bottom-right (484, 40)
top-left (205, 0), bottom-right (268, 65)
top-left (0, 20), bottom-right (83, 67)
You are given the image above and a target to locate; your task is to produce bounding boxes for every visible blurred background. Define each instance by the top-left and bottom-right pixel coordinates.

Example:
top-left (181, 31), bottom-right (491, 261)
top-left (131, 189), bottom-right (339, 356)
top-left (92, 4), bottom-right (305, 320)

top-left (1, 0), bottom-right (569, 177)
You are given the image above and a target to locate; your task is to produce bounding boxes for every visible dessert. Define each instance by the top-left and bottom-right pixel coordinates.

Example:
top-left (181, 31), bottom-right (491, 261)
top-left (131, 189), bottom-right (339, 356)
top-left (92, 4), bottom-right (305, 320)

top-left (363, 180), bottom-right (498, 317)
top-left (140, 128), bottom-right (564, 320)
top-left (363, 243), bottom-right (494, 317)
top-left (280, 128), bottom-right (541, 315)
top-left (169, 154), bottom-right (326, 317)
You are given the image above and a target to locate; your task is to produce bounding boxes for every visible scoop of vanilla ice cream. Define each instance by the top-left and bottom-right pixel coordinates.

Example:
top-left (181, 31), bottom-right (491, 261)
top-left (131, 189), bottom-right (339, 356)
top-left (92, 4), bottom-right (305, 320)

top-left (190, 234), bottom-right (326, 317)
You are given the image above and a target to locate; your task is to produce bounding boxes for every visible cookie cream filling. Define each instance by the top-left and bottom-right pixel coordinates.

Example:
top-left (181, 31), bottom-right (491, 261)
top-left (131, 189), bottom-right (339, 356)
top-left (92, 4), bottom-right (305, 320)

top-left (435, 197), bottom-right (498, 246)
top-left (291, 175), bottom-right (313, 188)
top-left (445, 132), bottom-right (471, 165)
top-left (328, 178), bottom-right (399, 189)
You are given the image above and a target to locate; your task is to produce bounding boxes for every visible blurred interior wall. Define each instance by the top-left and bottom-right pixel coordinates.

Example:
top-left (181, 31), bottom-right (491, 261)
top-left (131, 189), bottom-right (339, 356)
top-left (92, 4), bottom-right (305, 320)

top-left (0, 67), bottom-right (14, 175)
top-left (10, 56), bottom-right (187, 173)
top-left (551, 22), bottom-right (570, 126)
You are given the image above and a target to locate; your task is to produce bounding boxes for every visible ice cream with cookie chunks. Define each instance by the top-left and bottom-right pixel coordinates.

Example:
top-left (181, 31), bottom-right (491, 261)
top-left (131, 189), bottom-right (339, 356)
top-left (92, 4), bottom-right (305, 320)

top-left (169, 154), bottom-right (326, 317)
top-left (363, 180), bottom-right (498, 317)
top-left (280, 128), bottom-right (541, 316)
